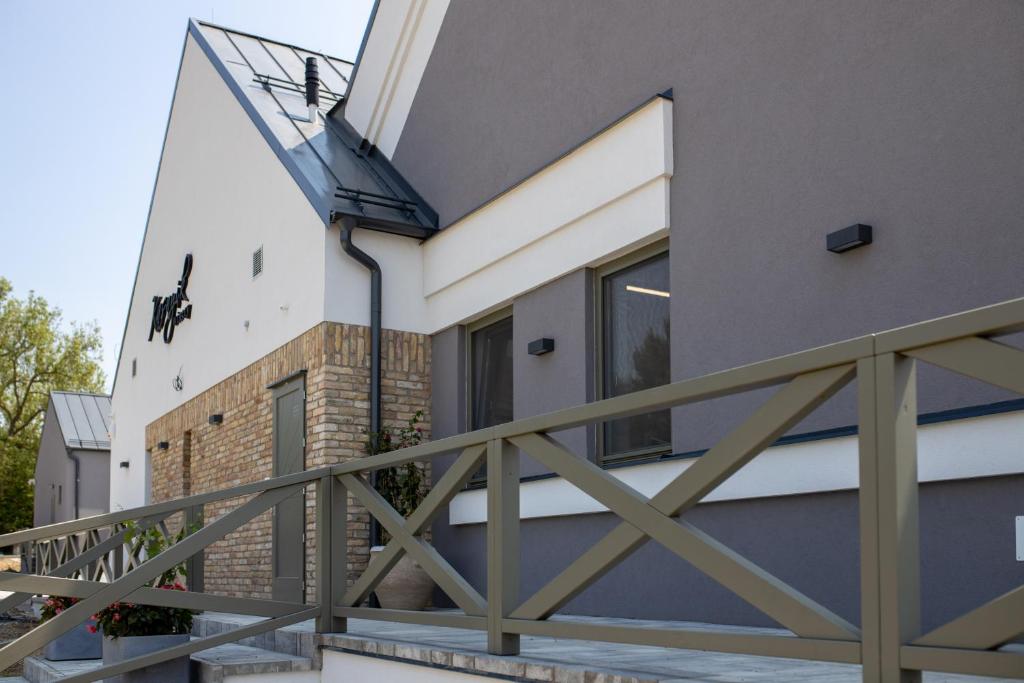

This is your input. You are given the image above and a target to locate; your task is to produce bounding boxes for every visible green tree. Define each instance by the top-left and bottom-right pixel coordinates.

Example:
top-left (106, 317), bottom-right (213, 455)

top-left (0, 278), bottom-right (105, 534)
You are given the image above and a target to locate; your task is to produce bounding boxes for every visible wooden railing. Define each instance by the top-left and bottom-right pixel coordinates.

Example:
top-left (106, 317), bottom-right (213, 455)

top-left (1, 297), bottom-right (1022, 682)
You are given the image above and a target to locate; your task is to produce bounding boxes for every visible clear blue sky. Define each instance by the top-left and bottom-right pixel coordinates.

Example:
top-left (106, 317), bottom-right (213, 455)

top-left (0, 0), bottom-right (373, 390)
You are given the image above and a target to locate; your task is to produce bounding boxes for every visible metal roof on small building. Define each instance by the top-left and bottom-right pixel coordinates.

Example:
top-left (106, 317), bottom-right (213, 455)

top-left (190, 20), bottom-right (437, 237)
top-left (50, 392), bottom-right (111, 451)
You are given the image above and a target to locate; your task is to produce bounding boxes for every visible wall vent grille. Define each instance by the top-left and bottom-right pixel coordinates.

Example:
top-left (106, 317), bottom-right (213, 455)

top-left (252, 246), bottom-right (264, 278)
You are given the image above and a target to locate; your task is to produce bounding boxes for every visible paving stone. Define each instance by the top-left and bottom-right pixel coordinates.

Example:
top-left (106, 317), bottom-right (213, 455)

top-left (188, 611), bottom-right (1021, 683)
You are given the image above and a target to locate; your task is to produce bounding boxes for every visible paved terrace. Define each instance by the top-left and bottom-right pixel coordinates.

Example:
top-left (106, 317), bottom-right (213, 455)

top-left (211, 612), bottom-right (1020, 682)
top-left (3, 612), bottom-right (1018, 682)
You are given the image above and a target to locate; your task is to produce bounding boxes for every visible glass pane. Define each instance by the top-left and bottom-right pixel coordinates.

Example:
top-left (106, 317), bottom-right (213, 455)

top-left (471, 316), bottom-right (514, 430)
top-left (603, 253), bottom-right (671, 460)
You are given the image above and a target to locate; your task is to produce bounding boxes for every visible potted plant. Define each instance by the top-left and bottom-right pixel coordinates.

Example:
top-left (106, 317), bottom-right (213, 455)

top-left (40, 595), bottom-right (101, 660)
top-left (368, 411), bottom-right (435, 610)
top-left (93, 522), bottom-right (198, 683)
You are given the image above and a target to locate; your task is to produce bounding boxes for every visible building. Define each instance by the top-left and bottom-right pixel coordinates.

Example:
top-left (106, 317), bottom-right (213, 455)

top-left (34, 392), bottom-right (111, 526)
top-left (108, 0), bottom-right (1023, 657)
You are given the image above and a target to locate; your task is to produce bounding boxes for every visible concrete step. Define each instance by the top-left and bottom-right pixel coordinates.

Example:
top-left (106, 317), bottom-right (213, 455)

top-left (191, 643), bottom-right (313, 683)
top-left (22, 656), bottom-right (99, 683)
top-left (23, 640), bottom-right (314, 683)
top-left (191, 612), bottom-right (318, 661)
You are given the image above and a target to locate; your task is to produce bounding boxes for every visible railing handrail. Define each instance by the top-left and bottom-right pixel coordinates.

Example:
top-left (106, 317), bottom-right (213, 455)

top-left (10, 296), bottom-right (1023, 546)
top-left (3, 294), bottom-right (1021, 682)
top-left (0, 465), bottom-right (333, 547)
top-left (335, 295), bottom-right (1024, 476)
top-left (334, 335), bottom-right (874, 475)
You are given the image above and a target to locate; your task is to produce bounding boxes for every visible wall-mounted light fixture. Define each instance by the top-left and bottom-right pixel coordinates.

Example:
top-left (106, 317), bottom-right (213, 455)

top-left (209, 413), bottom-right (224, 426)
top-left (157, 441), bottom-right (169, 451)
top-left (827, 224), bottom-right (873, 253)
top-left (119, 461), bottom-right (130, 469)
top-left (528, 338), bottom-right (555, 356)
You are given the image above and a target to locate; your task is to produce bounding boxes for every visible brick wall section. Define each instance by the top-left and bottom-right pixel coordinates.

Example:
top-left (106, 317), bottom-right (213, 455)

top-left (146, 322), bottom-right (431, 602)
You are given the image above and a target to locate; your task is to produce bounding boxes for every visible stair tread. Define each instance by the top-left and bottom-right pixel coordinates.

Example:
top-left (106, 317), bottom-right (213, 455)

top-left (193, 612), bottom-right (314, 632)
top-left (191, 642), bottom-right (312, 670)
top-left (23, 641), bottom-right (312, 682)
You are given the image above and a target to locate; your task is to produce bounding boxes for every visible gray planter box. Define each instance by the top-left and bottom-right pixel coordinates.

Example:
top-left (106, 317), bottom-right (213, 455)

top-left (102, 633), bottom-right (191, 683)
top-left (43, 622), bottom-right (102, 660)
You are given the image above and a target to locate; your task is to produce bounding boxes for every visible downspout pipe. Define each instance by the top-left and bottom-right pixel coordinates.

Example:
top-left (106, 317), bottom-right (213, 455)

top-left (338, 215), bottom-right (382, 548)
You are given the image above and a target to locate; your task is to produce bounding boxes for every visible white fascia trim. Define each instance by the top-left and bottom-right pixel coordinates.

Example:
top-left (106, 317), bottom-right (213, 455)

top-left (344, 0), bottom-right (451, 157)
top-left (423, 96), bottom-right (673, 332)
top-left (448, 409), bottom-right (1024, 525)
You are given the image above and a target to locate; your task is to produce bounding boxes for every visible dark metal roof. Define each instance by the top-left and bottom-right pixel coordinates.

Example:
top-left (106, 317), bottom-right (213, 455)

top-left (190, 20), bottom-right (437, 237)
top-left (50, 392), bottom-right (111, 451)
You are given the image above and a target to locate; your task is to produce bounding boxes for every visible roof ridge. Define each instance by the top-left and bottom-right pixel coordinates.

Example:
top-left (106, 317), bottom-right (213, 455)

top-left (51, 390), bottom-right (111, 398)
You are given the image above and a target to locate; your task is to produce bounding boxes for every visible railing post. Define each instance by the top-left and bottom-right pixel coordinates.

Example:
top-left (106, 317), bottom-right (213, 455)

top-left (316, 474), bottom-right (347, 633)
top-left (186, 505), bottom-right (205, 593)
top-left (113, 527), bottom-right (124, 579)
top-left (860, 354), bottom-right (921, 683)
top-left (487, 437), bottom-right (520, 655)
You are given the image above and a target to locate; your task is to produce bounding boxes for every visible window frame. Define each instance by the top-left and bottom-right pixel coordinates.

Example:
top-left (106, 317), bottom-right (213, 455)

top-left (594, 241), bottom-right (672, 468)
top-left (464, 308), bottom-right (514, 485)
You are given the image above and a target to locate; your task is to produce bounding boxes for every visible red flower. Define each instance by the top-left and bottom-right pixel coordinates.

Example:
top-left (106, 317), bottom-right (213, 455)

top-left (87, 625), bottom-right (97, 634)
top-left (112, 613), bottom-right (121, 622)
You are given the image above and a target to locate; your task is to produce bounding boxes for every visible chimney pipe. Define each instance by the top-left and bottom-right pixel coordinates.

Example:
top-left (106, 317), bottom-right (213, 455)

top-left (305, 56), bottom-right (320, 122)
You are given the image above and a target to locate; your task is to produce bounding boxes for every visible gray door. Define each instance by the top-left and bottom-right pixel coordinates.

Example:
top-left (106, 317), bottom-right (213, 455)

top-left (272, 376), bottom-right (306, 603)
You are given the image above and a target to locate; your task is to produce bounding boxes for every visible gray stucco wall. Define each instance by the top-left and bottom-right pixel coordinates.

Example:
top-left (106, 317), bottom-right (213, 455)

top-left (74, 449), bottom-right (110, 518)
top-left (432, 474), bottom-right (1023, 632)
top-left (399, 0), bottom-right (1024, 453)
top-left (34, 405), bottom-right (75, 526)
top-left (414, 1), bottom-right (1024, 627)
top-left (33, 404), bottom-right (110, 526)
top-left (512, 270), bottom-right (594, 477)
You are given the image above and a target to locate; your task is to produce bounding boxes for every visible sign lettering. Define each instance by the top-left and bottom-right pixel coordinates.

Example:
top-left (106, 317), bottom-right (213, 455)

top-left (148, 254), bottom-right (193, 344)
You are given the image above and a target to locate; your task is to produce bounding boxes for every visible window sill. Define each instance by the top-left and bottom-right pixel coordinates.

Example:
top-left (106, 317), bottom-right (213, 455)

top-left (447, 406), bottom-right (1024, 525)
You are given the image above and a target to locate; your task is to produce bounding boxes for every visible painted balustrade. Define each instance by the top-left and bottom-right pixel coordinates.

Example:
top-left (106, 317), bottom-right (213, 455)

top-left (1, 297), bottom-right (1022, 682)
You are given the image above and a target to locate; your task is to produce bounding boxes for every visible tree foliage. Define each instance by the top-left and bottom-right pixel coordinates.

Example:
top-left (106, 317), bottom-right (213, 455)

top-left (0, 277), bottom-right (105, 533)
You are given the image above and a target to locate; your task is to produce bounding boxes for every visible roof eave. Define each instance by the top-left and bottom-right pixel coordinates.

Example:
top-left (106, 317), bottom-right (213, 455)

top-left (329, 209), bottom-right (437, 240)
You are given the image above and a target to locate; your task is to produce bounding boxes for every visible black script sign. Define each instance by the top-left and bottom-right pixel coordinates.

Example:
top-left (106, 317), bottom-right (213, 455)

top-left (148, 254), bottom-right (193, 344)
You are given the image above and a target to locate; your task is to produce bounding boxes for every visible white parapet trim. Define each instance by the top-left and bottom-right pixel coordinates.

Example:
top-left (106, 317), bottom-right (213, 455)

top-left (344, 0), bottom-right (452, 158)
top-left (225, 671), bottom-right (320, 683)
top-left (324, 650), bottom-right (494, 682)
top-left (422, 95), bottom-right (673, 331)
top-left (449, 409), bottom-right (1024, 525)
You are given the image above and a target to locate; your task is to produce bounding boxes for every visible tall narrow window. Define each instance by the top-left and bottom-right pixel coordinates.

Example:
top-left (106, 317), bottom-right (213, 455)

top-left (470, 315), bottom-right (514, 431)
top-left (601, 251), bottom-right (671, 464)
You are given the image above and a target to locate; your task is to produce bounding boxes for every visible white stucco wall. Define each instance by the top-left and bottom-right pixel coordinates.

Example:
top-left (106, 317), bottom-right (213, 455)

top-left (109, 35), bottom-right (329, 510)
top-left (323, 651), bottom-right (496, 682)
top-left (110, 29), bottom-right (674, 513)
top-left (325, 97), bottom-right (674, 335)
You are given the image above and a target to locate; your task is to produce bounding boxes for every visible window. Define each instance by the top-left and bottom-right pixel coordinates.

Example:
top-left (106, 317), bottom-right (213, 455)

top-left (470, 314), bottom-right (514, 431)
top-left (466, 313), bottom-right (514, 484)
top-left (600, 251), bottom-right (671, 464)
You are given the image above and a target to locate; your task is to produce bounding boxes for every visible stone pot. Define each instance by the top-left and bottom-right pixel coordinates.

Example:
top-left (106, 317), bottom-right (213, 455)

top-left (101, 633), bottom-right (191, 683)
top-left (43, 621), bottom-right (102, 660)
top-left (370, 546), bottom-right (435, 610)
